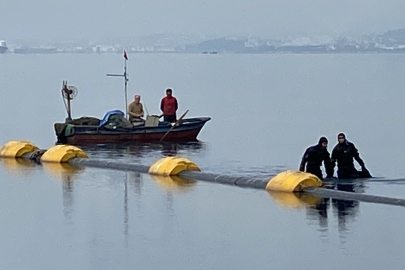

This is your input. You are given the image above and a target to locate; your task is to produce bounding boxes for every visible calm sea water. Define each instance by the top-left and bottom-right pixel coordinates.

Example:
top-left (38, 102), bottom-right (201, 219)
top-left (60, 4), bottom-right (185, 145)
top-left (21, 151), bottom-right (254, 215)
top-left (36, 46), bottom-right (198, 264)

top-left (1, 53), bottom-right (405, 269)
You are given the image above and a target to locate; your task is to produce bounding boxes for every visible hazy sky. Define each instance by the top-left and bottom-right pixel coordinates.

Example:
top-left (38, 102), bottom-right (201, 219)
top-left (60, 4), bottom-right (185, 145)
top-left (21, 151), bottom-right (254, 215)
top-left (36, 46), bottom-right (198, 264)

top-left (1, 0), bottom-right (405, 41)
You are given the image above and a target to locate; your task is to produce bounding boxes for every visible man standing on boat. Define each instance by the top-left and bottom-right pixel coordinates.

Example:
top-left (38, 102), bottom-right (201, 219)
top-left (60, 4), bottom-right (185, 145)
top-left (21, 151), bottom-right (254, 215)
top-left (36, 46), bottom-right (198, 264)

top-left (160, 88), bottom-right (178, 122)
top-left (128, 95), bottom-right (144, 123)
top-left (299, 137), bottom-right (334, 180)
top-left (330, 133), bottom-right (371, 179)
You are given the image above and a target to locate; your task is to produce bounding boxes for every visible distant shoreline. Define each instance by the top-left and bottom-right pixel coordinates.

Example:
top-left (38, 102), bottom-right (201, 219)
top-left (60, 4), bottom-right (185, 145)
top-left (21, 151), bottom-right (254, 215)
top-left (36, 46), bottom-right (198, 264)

top-left (3, 50), bottom-right (405, 55)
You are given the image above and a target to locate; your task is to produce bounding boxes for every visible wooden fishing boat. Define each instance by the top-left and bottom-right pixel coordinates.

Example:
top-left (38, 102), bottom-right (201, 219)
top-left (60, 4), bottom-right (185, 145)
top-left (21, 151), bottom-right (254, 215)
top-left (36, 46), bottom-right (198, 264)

top-left (54, 53), bottom-right (210, 144)
top-left (54, 113), bottom-right (211, 144)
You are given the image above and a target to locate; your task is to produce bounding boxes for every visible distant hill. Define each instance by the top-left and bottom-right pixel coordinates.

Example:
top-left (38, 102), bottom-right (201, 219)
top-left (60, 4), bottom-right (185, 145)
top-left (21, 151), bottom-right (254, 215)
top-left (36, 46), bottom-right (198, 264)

top-left (184, 37), bottom-right (247, 53)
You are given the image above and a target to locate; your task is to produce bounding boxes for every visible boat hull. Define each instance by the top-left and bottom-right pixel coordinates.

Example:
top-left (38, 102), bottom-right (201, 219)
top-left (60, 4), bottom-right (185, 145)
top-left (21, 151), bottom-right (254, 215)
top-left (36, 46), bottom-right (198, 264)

top-left (56, 117), bottom-right (210, 144)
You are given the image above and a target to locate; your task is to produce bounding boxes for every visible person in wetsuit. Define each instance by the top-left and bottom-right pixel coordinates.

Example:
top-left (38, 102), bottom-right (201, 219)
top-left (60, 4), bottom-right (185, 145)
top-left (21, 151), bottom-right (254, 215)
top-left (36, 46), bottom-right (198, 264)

top-left (330, 133), bottom-right (371, 179)
top-left (299, 137), bottom-right (334, 180)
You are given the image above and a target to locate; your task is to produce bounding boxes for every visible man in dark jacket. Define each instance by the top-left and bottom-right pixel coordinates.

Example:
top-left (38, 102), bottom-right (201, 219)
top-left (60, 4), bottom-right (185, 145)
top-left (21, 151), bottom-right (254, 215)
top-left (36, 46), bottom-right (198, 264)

top-left (330, 133), bottom-right (371, 179)
top-left (299, 137), bottom-right (334, 180)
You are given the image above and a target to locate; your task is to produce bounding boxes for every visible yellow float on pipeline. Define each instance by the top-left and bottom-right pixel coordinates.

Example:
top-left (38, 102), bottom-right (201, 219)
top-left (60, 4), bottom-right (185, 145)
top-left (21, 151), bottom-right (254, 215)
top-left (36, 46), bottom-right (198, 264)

top-left (149, 157), bottom-right (201, 176)
top-left (41, 145), bottom-right (88, 163)
top-left (0, 141), bottom-right (39, 158)
top-left (266, 170), bottom-right (322, 192)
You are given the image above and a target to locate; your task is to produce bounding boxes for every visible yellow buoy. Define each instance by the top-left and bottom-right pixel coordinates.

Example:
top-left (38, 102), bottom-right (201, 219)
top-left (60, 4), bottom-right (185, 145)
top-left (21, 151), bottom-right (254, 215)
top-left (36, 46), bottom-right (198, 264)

top-left (148, 157), bottom-right (201, 176)
top-left (266, 170), bottom-right (322, 192)
top-left (0, 141), bottom-right (39, 158)
top-left (41, 145), bottom-right (88, 163)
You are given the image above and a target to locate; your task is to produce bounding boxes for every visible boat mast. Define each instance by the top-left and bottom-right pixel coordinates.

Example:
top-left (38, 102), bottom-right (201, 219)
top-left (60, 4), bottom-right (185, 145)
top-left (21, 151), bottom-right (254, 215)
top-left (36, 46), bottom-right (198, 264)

top-left (66, 85), bottom-right (72, 120)
top-left (107, 51), bottom-right (129, 118)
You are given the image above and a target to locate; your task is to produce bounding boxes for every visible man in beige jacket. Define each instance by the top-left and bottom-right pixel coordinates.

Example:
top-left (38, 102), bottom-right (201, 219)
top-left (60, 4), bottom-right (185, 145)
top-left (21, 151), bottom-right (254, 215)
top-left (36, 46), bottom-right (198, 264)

top-left (128, 95), bottom-right (144, 123)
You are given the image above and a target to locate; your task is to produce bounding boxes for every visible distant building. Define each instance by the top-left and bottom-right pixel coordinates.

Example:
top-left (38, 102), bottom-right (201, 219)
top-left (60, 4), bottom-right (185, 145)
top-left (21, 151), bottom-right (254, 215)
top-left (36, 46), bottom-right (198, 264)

top-left (0, 40), bottom-right (8, 53)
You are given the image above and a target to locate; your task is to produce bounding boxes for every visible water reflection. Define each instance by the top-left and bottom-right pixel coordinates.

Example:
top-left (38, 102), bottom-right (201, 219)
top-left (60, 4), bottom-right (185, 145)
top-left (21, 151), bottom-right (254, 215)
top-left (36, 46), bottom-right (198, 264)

top-left (152, 175), bottom-right (197, 218)
top-left (161, 143), bottom-right (178, 156)
top-left (124, 172), bottom-right (129, 241)
top-left (268, 191), bottom-right (322, 209)
top-left (150, 174), bottom-right (197, 193)
top-left (42, 163), bottom-right (85, 225)
top-left (332, 183), bottom-right (361, 234)
top-left (77, 141), bottom-right (207, 160)
top-left (123, 171), bottom-right (145, 242)
top-left (305, 180), bottom-right (365, 237)
top-left (0, 158), bottom-right (36, 176)
top-left (126, 171), bottom-right (143, 196)
top-left (269, 179), bottom-right (366, 239)
top-left (42, 162), bottom-right (85, 180)
top-left (306, 198), bottom-right (330, 231)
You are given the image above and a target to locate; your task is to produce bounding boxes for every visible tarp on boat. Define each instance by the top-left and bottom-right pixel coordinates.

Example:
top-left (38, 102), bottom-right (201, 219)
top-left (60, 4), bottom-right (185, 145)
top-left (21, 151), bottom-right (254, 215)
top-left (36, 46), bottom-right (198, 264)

top-left (71, 116), bottom-right (100, 126)
top-left (99, 110), bottom-right (133, 130)
top-left (54, 116), bottom-right (100, 140)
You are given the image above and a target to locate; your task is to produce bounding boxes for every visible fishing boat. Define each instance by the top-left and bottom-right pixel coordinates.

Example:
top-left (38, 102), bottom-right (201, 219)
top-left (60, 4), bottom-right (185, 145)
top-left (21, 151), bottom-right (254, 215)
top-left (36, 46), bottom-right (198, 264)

top-left (54, 110), bottom-right (211, 144)
top-left (54, 52), bottom-right (210, 144)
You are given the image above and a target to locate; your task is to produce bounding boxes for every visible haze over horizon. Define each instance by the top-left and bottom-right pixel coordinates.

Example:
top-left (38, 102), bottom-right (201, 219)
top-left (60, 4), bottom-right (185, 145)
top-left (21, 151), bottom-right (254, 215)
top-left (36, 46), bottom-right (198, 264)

top-left (1, 0), bottom-right (405, 42)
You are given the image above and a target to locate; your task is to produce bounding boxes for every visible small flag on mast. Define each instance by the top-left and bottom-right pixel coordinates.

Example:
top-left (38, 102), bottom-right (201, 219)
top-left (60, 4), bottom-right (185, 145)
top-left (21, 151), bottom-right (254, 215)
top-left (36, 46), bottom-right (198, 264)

top-left (123, 50), bottom-right (128, 60)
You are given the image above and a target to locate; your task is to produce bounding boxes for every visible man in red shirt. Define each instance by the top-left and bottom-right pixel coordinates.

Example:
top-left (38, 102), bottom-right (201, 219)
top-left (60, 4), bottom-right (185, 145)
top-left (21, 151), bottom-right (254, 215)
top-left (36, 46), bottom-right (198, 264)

top-left (160, 88), bottom-right (178, 122)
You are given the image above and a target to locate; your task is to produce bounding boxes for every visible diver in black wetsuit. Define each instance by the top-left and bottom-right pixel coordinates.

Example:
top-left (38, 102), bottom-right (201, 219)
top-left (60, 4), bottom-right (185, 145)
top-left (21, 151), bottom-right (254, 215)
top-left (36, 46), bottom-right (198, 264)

top-left (299, 137), bottom-right (334, 180)
top-left (330, 133), bottom-right (371, 179)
